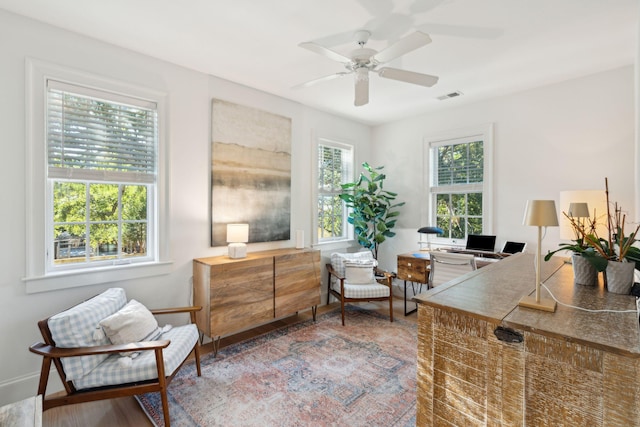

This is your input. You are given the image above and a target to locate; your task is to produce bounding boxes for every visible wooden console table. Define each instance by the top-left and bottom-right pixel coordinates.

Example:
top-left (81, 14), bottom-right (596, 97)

top-left (193, 248), bottom-right (321, 353)
top-left (414, 254), bottom-right (640, 425)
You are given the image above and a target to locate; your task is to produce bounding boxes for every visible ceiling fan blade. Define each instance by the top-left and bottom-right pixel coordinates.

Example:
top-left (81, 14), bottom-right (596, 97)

top-left (417, 23), bottom-right (503, 40)
top-left (378, 67), bottom-right (439, 87)
top-left (298, 42), bottom-right (352, 63)
top-left (354, 68), bottom-right (369, 106)
top-left (292, 72), bottom-right (350, 89)
top-left (372, 31), bottom-right (431, 64)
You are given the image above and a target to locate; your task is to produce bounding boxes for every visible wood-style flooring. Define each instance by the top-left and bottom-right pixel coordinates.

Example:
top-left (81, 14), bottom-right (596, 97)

top-left (42, 296), bottom-right (418, 426)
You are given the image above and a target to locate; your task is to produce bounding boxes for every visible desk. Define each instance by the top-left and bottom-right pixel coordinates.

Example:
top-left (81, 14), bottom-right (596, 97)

top-left (397, 252), bottom-right (430, 316)
top-left (396, 251), bottom-right (502, 316)
top-left (414, 254), bottom-right (640, 425)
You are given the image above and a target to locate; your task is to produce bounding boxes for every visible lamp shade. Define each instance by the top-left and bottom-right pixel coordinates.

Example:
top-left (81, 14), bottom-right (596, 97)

top-left (523, 200), bottom-right (559, 227)
top-left (417, 226), bottom-right (444, 235)
top-left (559, 190), bottom-right (607, 240)
top-left (226, 223), bottom-right (249, 243)
top-left (567, 202), bottom-right (590, 218)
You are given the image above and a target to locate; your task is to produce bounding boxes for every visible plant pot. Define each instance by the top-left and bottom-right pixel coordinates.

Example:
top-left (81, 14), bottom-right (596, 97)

top-left (604, 260), bottom-right (635, 295)
top-left (571, 253), bottom-right (597, 286)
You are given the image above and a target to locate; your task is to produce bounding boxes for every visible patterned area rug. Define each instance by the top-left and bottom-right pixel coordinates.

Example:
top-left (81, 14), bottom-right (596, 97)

top-left (136, 305), bottom-right (417, 427)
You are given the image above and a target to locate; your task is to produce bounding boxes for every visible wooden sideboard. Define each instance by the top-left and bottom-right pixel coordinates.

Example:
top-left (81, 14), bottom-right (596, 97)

top-left (414, 253), bottom-right (640, 426)
top-left (193, 248), bottom-right (321, 351)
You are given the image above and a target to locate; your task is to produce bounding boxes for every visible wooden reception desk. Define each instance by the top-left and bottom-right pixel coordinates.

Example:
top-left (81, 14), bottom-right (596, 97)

top-left (413, 253), bottom-right (640, 426)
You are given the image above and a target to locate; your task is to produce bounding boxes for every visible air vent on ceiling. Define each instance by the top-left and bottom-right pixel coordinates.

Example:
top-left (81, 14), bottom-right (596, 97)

top-left (437, 91), bottom-right (463, 101)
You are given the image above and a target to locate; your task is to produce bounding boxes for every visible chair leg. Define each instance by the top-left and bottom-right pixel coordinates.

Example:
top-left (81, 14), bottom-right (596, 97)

top-left (194, 343), bottom-right (202, 377)
top-left (154, 349), bottom-right (170, 427)
top-left (389, 295), bottom-right (394, 322)
top-left (340, 297), bottom-right (345, 326)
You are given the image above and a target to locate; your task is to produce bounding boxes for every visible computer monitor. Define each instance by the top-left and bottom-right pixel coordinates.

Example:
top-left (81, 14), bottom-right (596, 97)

top-left (465, 234), bottom-right (496, 252)
top-left (501, 241), bottom-right (526, 254)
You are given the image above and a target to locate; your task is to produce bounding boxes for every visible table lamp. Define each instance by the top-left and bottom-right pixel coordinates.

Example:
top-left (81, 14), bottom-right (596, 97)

top-left (567, 202), bottom-right (590, 240)
top-left (227, 223), bottom-right (249, 259)
top-left (519, 200), bottom-right (558, 312)
top-left (417, 226), bottom-right (444, 251)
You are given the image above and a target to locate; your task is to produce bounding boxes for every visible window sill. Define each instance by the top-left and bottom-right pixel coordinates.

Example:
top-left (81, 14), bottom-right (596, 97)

top-left (312, 239), bottom-right (360, 253)
top-left (23, 260), bottom-right (173, 294)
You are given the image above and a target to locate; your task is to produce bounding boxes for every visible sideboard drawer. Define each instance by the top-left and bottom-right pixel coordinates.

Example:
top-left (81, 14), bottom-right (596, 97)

top-left (397, 256), bottom-right (429, 283)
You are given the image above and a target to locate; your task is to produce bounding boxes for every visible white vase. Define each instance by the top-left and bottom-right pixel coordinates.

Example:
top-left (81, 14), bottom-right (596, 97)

top-left (605, 260), bottom-right (635, 294)
top-left (571, 253), bottom-right (597, 286)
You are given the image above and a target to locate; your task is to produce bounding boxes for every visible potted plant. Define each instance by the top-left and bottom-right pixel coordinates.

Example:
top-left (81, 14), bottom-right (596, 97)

top-left (554, 178), bottom-right (640, 293)
top-left (339, 162), bottom-right (405, 260)
top-left (544, 210), bottom-right (603, 285)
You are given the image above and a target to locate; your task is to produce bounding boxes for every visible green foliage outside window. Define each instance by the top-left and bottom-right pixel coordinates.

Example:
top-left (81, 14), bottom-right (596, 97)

top-left (53, 182), bottom-right (147, 263)
top-left (433, 140), bottom-right (484, 239)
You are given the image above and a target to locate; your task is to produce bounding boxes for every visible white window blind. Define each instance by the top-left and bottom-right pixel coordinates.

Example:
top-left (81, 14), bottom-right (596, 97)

top-left (47, 79), bottom-right (157, 183)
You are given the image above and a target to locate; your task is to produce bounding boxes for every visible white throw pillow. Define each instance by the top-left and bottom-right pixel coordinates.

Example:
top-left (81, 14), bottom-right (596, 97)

top-left (99, 299), bottom-right (160, 345)
top-left (345, 260), bottom-right (375, 284)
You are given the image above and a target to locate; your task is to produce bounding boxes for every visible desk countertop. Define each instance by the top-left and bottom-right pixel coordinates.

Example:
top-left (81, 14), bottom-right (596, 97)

top-left (414, 253), bottom-right (640, 357)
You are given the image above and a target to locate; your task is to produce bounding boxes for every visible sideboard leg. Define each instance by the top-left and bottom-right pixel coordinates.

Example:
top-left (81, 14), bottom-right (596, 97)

top-left (213, 336), bottom-right (221, 357)
top-left (312, 305), bottom-right (317, 321)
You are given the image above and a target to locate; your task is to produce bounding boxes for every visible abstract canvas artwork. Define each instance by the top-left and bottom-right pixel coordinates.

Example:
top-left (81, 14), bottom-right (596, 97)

top-left (210, 99), bottom-right (292, 246)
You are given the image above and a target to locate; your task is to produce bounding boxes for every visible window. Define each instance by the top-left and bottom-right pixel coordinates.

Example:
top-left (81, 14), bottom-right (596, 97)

top-left (316, 140), bottom-right (353, 242)
top-left (25, 59), bottom-right (170, 293)
top-left (47, 81), bottom-right (157, 270)
top-left (426, 125), bottom-right (493, 242)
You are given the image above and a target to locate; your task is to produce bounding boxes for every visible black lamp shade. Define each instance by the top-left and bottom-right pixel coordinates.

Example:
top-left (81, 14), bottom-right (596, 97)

top-left (417, 226), bottom-right (443, 235)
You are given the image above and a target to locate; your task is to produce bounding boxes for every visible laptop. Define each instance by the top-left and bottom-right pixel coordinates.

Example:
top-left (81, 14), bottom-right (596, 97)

top-left (465, 234), bottom-right (497, 253)
top-left (501, 241), bottom-right (526, 254)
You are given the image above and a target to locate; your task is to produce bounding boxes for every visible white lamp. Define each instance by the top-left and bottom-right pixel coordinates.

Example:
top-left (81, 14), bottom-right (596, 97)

top-left (227, 224), bottom-right (249, 259)
top-left (519, 200), bottom-right (558, 312)
top-left (567, 202), bottom-right (590, 241)
top-left (559, 190), bottom-right (607, 240)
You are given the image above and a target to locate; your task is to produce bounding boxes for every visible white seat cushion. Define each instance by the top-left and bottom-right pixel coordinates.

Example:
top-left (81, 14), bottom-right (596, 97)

top-left (48, 288), bottom-right (127, 380)
top-left (342, 283), bottom-right (390, 299)
top-left (73, 323), bottom-right (199, 390)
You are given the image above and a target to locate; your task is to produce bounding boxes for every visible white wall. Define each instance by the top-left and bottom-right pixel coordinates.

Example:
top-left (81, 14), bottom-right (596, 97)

top-left (0, 6), bottom-right (636, 406)
top-left (0, 9), bottom-right (370, 404)
top-left (371, 66), bottom-right (636, 273)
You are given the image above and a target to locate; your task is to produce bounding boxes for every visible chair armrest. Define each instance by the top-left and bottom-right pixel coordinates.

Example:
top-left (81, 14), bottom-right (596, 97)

top-left (150, 306), bottom-right (202, 316)
top-left (29, 339), bottom-right (171, 358)
top-left (326, 263), bottom-right (345, 280)
top-left (374, 267), bottom-right (395, 279)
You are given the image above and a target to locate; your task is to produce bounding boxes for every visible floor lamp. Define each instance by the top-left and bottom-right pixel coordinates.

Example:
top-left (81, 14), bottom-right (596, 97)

top-left (519, 200), bottom-right (558, 312)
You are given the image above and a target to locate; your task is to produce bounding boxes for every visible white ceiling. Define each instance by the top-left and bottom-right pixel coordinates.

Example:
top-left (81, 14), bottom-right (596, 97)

top-left (1, 0), bottom-right (637, 125)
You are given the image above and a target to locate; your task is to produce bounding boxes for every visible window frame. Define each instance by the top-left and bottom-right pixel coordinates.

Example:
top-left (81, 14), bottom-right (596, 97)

top-left (313, 137), bottom-right (354, 246)
top-left (423, 124), bottom-right (494, 246)
top-left (25, 58), bottom-right (171, 293)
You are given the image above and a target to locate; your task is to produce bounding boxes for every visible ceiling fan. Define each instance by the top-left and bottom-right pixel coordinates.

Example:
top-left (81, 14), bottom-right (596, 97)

top-left (296, 30), bottom-right (439, 106)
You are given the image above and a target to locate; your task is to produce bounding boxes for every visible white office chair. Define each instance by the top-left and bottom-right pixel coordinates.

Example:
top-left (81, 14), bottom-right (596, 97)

top-left (428, 251), bottom-right (477, 288)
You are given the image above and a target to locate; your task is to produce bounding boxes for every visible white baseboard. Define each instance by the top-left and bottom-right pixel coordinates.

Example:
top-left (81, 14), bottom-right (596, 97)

top-left (0, 369), bottom-right (63, 407)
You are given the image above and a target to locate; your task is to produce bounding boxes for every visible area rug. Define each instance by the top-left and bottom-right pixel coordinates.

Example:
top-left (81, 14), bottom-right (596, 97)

top-left (136, 305), bottom-right (417, 426)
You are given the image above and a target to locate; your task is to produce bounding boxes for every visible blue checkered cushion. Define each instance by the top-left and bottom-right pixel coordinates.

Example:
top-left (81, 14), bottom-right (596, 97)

top-left (73, 324), bottom-right (199, 390)
top-left (330, 252), bottom-right (377, 283)
top-left (47, 288), bottom-right (127, 381)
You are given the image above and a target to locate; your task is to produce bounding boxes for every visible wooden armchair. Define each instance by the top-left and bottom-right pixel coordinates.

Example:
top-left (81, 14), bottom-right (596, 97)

top-left (327, 251), bottom-right (394, 325)
top-left (29, 288), bottom-right (201, 427)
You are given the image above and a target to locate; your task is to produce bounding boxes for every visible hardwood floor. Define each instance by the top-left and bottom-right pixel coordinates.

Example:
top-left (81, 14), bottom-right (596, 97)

top-left (42, 294), bottom-right (417, 426)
